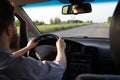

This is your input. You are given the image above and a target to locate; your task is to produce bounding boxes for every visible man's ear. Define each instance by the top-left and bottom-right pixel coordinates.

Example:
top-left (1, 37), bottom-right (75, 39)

top-left (5, 24), bottom-right (13, 37)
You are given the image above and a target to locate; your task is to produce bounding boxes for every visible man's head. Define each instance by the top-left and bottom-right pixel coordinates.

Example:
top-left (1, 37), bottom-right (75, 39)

top-left (72, 5), bottom-right (84, 14)
top-left (0, 0), bottom-right (19, 48)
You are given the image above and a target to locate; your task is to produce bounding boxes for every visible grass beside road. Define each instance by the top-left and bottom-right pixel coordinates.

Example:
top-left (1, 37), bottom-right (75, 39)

top-left (37, 23), bottom-right (91, 33)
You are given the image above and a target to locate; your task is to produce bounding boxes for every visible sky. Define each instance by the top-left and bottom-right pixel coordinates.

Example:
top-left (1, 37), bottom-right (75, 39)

top-left (23, 1), bottom-right (118, 24)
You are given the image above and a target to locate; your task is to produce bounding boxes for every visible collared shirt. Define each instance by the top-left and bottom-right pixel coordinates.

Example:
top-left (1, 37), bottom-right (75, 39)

top-left (0, 48), bottom-right (64, 80)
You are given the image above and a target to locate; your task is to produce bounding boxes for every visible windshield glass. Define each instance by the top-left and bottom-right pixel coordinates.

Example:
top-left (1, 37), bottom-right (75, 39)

top-left (22, 0), bottom-right (118, 38)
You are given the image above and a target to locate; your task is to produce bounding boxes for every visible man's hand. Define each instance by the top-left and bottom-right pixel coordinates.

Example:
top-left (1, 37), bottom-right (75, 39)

top-left (55, 38), bottom-right (67, 70)
top-left (12, 38), bottom-right (38, 57)
top-left (26, 38), bottom-right (38, 50)
top-left (56, 38), bottom-right (66, 52)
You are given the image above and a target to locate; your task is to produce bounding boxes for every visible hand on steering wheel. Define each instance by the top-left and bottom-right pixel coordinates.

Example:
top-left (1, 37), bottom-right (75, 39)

top-left (29, 34), bottom-right (59, 60)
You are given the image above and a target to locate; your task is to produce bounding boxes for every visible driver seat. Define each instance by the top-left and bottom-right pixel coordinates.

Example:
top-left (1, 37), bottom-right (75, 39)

top-left (76, 0), bottom-right (120, 80)
top-left (109, 0), bottom-right (120, 72)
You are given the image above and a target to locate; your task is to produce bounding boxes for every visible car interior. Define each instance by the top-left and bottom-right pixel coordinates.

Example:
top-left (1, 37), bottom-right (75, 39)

top-left (0, 0), bottom-right (120, 80)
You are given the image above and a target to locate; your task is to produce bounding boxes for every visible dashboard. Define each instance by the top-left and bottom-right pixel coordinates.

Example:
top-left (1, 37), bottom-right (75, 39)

top-left (33, 37), bottom-right (115, 80)
top-left (64, 39), bottom-right (99, 80)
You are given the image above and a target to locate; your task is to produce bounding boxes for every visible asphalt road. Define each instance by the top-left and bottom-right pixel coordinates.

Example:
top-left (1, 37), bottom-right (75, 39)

top-left (51, 24), bottom-right (109, 38)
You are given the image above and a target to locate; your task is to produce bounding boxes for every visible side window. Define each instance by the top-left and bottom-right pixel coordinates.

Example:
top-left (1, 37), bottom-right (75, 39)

top-left (15, 15), bottom-right (28, 49)
top-left (10, 17), bottom-right (21, 52)
top-left (15, 17), bottom-right (20, 36)
top-left (15, 17), bottom-right (35, 39)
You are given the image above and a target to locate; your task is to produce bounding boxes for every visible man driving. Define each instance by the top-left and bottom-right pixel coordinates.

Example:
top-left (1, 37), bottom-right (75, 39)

top-left (0, 0), bottom-right (67, 80)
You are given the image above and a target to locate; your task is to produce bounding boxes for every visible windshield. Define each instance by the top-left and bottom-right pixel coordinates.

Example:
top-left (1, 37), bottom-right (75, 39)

top-left (22, 0), bottom-right (118, 38)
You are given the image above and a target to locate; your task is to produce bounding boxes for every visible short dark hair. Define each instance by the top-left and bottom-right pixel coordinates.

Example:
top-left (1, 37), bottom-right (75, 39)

top-left (0, 0), bottom-right (15, 36)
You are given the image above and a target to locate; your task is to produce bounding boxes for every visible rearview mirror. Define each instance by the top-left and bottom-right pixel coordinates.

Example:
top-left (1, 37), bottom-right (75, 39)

top-left (62, 3), bottom-right (92, 15)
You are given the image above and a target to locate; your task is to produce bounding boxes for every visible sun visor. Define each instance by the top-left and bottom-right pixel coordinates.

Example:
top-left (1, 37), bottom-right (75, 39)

top-left (11, 0), bottom-right (49, 6)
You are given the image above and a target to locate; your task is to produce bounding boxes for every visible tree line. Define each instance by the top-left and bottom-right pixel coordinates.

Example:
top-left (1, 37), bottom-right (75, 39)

top-left (16, 16), bottom-right (112, 27)
top-left (15, 17), bottom-right (92, 26)
top-left (33, 17), bottom-right (85, 26)
top-left (107, 16), bottom-right (112, 23)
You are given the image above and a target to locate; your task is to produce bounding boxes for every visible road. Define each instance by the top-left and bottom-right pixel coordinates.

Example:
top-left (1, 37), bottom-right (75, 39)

top-left (51, 24), bottom-right (109, 38)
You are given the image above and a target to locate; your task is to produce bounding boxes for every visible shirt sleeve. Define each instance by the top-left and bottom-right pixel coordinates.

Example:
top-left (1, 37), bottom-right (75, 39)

top-left (40, 60), bottom-right (64, 80)
top-left (22, 57), bottom-right (65, 80)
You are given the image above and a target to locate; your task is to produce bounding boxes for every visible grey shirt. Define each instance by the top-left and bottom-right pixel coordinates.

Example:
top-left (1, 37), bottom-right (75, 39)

top-left (0, 48), bottom-right (64, 80)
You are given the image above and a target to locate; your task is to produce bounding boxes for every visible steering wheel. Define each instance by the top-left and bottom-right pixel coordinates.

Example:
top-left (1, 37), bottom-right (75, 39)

top-left (34, 34), bottom-right (59, 42)
top-left (29, 34), bottom-right (59, 60)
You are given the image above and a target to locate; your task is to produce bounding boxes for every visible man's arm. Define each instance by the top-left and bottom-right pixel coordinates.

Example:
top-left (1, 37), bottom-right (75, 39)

top-left (55, 38), bottom-right (67, 70)
top-left (17, 38), bottom-right (66, 80)
top-left (12, 38), bottom-right (38, 57)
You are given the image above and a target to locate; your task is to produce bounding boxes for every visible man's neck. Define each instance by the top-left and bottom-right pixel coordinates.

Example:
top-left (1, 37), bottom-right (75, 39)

top-left (0, 42), bottom-right (9, 49)
top-left (0, 38), bottom-right (9, 49)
